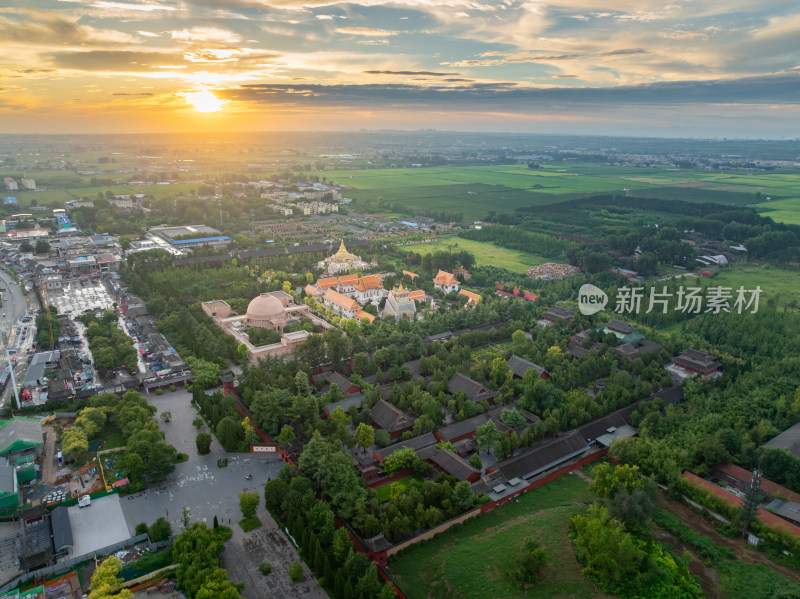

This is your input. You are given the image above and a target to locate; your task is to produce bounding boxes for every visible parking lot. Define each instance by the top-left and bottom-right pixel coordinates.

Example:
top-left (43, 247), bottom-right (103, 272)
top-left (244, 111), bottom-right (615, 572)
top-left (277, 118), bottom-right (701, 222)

top-left (120, 388), bottom-right (285, 534)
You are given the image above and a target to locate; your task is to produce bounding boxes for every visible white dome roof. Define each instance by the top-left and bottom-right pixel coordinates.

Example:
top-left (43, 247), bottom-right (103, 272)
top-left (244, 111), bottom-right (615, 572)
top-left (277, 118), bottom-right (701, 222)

top-left (246, 294), bottom-right (284, 320)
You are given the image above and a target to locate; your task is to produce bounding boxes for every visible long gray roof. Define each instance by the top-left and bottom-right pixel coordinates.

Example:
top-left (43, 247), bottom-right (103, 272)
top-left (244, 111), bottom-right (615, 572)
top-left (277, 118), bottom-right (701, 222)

top-left (51, 506), bottom-right (73, 552)
top-left (497, 431), bottom-right (588, 481)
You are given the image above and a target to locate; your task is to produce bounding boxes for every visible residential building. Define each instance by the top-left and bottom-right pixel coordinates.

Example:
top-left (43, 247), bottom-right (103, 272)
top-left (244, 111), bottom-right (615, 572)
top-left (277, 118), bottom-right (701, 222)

top-left (539, 305), bottom-right (574, 326)
top-left (459, 289), bottom-right (481, 307)
top-left (370, 399), bottom-right (415, 438)
top-left (323, 288), bottom-right (361, 318)
top-left (447, 372), bottom-right (495, 404)
top-left (4, 177), bottom-right (17, 191)
top-left (671, 348), bottom-right (721, 377)
top-left (352, 275), bottom-right (386, 305)
top-left (507, 355), bottom-right (549, 380)
top-left (433, 270), bottom-right (459, 293)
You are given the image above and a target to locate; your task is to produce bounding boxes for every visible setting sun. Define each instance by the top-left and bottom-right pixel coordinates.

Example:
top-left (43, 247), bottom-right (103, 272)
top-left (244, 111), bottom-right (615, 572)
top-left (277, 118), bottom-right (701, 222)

top-left (181, 89), bottom-right (227, 113)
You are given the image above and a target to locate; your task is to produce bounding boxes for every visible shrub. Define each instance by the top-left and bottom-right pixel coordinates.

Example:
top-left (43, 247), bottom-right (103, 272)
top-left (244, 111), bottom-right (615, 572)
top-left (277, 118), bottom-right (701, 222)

top-left (215, 525), bottom-right (232, 542)
top-left (173, 452), bottom-right (188, 463)
top-left (170, 385), bottom-right (177, 392)
top-left (156, 389), bottom-right (164, 395)
top-left (196, 433), bottom-right (211, 455)
top-left (288, 561), bottom-right (303, 582)
top-left (239, 516), bottom-right (262, 532)
top-left (135, 522), bottom-right (148, 536)
top-left (259, 562), bottom-right (272, 576)
top-left (148, 517), bottom-right (173, 542)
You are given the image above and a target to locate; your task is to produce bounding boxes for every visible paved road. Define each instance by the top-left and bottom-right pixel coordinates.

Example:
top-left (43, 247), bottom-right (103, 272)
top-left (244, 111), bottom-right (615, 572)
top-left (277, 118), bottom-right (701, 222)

top-left (0, 268), bottom-right (35, 410)
top-left (120, 388), bottom-right (285, 534)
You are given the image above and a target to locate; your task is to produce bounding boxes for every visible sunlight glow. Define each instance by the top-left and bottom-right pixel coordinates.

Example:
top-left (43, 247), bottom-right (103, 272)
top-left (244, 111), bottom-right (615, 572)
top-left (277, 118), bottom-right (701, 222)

top-left (180, 89), bottom-right (227, 113)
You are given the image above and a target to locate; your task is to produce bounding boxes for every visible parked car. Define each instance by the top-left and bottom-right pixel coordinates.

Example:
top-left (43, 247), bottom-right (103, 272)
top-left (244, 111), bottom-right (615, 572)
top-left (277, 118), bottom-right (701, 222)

top-left (78, 495), bottom-right (91, 508)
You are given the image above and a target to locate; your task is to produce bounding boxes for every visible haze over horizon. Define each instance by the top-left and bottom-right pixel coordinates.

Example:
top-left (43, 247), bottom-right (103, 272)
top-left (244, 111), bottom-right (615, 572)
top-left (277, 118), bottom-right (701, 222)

top-left (2, 0), bottom-right (799, 137)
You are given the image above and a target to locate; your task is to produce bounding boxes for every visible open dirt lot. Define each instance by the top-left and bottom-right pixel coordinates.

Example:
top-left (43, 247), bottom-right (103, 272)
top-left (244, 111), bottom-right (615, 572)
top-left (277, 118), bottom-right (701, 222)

top-left (222, 505), bottom-right (327, 599)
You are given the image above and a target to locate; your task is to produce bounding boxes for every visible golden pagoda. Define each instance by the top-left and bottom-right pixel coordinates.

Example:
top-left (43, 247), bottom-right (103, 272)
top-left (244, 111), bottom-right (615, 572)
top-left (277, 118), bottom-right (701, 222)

top-left (317, 239), bottom-right (371, 274)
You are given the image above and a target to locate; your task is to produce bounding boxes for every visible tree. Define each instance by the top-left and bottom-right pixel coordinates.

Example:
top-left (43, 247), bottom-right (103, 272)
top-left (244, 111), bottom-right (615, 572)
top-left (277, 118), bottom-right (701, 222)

top-left (237, 343), bottom-right (249, 363)
top-left (148, 517), bottom-right (172, 542)
top-left (374, 428), bottom-right (391, 448)
top-left (216, 417), bottom-right (242, 452)
top-left (288, 561), bottom-right (303, 582)
top-left (590, 463), bottom-right (643, 498)
top-left (636, 251), bottom-right (658, 277)
top-left (500, 408), bottom-right (526, 429)
top-left (276, 425), bottom-right (296, 444)
top-left (241, 417), bottom-right (260, 445)
top-left (354, 423), bottom-right (374, 453)
top-left (239, 490), bottom-right (259, 520)
top-left (382, 447), bottom-right (417, 475)
top-left (508, 536), bottom-right (548, 585)
top-left (475, 420), bottom-right (500, 453)
top-left (186, 356), bottom-right (222, 390)
top-left (61, 427), bottom-right (89, 462)
top-left (570, 504), bottom-right (645, 591)
top-left (469, 453), bottom-right (482, 470)
top-left (88, 556), bottom-right (133, 599)
top-left (196, 433), bottom-right (212, 455)
top-left (452, 480), bottom-right (475, 509)
top-left (264, 478), bottom-right (288, 513)
top-left (75, 407), bottom-right (107, 438)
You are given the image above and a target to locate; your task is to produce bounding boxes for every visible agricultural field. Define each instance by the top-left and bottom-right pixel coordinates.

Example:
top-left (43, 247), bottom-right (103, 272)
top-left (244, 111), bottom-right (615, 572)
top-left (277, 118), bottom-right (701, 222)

top-left (387, 474), bottom-right (606, 599)
top-left (754, 197), bottom-right (800, 225)
top-left (708, 265), bottom-right (800, 308)
top-left (402, 237), bottom-right (552, 273)
top-left (327, 163), bottom-right (800, 220)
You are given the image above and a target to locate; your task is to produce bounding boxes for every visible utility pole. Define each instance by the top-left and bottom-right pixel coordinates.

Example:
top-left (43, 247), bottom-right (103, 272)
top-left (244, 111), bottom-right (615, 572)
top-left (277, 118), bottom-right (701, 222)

top-left (741, 466), bottom-right (762, 540)
top-left (2, 328), bottom-right (20, 410)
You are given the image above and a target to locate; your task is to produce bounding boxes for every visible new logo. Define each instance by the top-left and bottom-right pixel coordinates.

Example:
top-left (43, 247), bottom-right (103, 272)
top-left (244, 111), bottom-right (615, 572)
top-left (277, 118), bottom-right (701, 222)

top-left (578, 284), bottom-right (608, 315)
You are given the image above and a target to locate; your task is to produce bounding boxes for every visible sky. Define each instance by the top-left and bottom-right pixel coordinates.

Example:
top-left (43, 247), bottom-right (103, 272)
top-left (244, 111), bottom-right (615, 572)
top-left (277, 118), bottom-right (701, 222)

top-left (1, 0), bottom-right (799, 137)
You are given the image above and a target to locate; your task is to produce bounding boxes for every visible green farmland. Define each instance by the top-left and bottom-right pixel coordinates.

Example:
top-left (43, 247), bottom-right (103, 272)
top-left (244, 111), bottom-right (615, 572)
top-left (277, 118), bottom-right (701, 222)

top-left (387, 474), bottom-right (607, 599)
top-left (325, 164), bottom-right (800, 222)
top-left (402, 237), bottom-right (553, 273)
top-left (755, 197), bottom-right (800, 225)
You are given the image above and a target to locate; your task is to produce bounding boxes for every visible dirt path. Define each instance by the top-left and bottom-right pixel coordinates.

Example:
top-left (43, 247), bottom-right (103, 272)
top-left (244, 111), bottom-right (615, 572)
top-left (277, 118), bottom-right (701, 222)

top-left (573, 469), bottom-right (593, 484)
top-left (656, 493), bottom-right (800, 584)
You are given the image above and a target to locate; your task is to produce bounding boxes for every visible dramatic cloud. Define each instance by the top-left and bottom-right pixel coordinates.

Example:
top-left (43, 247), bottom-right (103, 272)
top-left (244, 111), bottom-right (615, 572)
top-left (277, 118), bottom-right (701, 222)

top-left (363, 70), bottom-right (460, 76)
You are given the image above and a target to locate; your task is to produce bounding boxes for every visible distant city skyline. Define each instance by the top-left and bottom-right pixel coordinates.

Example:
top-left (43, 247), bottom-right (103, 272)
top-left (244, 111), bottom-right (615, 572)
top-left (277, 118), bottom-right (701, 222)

top-left (1, 0), bottom-right (799, 137)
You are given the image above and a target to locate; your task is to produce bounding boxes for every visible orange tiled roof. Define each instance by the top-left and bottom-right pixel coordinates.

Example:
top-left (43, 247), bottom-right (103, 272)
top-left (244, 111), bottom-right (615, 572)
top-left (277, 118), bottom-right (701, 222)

top-left (433, 270), bottom-right (458, 285)
top-left (304, 284), bottom-right (322, 296)
top-left (316, 277), bottom-right (339, 290)
top-left (355, 309), bottom-right (375, 322)
top-left (337, 274), bottom-right (359, 284)
top-left (354, 275), bottom-right (384, 291)
top-left (407, 290), bottom-right (426, 300)
top-left (403, 270), bottom-right (419, 279)
top-left (324, 288), bottom-right (360, 311)
top-left (459, 289), bottom-right (481, 301)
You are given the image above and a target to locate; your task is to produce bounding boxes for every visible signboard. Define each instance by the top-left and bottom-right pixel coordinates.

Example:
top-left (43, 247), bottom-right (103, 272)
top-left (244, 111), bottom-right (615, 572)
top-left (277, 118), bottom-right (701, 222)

top-left (251, 444), bottom-right (277, 453)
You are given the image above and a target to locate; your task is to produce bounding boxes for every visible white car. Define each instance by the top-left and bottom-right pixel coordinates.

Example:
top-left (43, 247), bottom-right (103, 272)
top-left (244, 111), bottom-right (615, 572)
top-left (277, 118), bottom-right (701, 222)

top-left (78, 495), bottom-right (91, 508)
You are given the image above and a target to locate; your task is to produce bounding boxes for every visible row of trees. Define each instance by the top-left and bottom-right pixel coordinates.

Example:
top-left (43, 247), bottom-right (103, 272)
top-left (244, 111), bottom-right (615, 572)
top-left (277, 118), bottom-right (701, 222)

top-left (78, 310), bottom-right (138, 374)
top-left (60, 391), bottom-right (176, 487)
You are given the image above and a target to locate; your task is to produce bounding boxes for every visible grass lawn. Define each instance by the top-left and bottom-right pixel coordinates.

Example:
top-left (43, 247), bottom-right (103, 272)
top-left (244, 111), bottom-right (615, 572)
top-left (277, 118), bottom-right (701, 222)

top-left (388, 474), bottom-right (606, 599)
top-left (403, 237), bottom-right (552, 273)
top-left (709, 265), bottom-right (800, 307)
top-left (375, 475), bottom-right (425, 503)
top-left (239, 517), bottom-right (263, 532)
